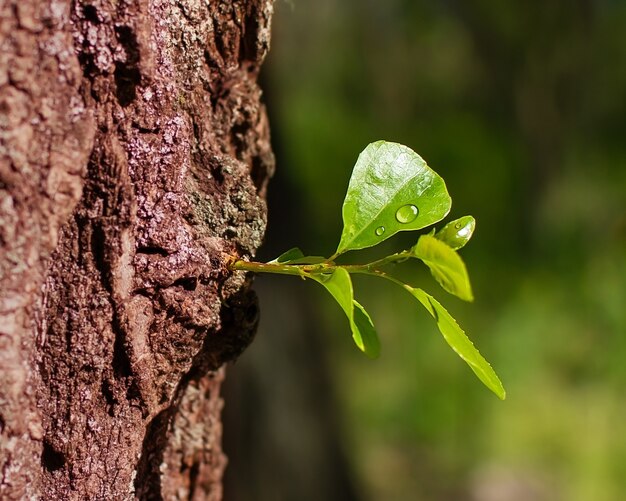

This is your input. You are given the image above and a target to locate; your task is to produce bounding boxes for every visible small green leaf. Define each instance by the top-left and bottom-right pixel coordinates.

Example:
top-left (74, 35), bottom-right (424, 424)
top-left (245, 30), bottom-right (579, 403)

top-left (270, 248), bottom-right (326, 265)
top-left (412, 234), bottom-right (474, 301)
top-left (336, 141), bottom-right (451, 254)
top-left (270, 247), bottom-right (305, 263)
top-left (435, 216), bottom-right (476, 250)
top-left (311, 268), bottom-right (380, 358)
top-left (352, 300), bottom-right (381, 358)
top-left (407, 287), bottom-right (505, 399)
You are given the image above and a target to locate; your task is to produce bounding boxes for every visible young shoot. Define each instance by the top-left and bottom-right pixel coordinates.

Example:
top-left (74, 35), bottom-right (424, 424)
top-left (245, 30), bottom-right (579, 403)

top-left (229, 140), bottom-right (505, 399)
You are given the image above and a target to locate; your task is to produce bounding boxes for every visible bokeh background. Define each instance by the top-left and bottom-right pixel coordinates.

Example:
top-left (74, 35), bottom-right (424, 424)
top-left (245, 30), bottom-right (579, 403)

top-left (223, 2), bottom-right (626, 500)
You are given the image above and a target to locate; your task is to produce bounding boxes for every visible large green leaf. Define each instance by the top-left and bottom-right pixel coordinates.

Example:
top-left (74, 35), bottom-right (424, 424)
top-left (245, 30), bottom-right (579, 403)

top-left (434, 216), bottom-right (476, 250)
top-left (311, 268), bottom-right (380, 358)
top-left (407, 287), bottom-right (505, 399)
top-left (336, 141), bottom-right (451, 254)
top-left (412, 234), bottom-right (474, 301)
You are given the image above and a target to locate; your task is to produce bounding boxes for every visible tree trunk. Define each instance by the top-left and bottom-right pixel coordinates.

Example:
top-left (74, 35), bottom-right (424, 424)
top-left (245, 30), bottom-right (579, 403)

top-left (0, 0), bottom-right (274, 498)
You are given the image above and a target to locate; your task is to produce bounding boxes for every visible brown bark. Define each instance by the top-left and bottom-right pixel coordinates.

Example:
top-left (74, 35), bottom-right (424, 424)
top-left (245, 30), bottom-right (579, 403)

top-left (0, 0), bottom-right (274, 499)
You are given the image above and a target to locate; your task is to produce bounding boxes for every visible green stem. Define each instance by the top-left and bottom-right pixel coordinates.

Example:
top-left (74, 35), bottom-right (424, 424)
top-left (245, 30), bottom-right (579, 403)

top-left (229, 259), bottom-right (311, 277)
top-left (229, 249), bottom-right (412, 278)
top-left (325, 252), bottom-right (341, 263)
top-left (367, 269), bottom-right (412, 292)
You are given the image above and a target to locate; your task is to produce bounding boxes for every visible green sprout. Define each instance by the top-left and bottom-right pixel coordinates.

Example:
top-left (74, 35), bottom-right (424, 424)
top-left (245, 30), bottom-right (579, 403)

top-left (229, 140), bottom-right (505, 399)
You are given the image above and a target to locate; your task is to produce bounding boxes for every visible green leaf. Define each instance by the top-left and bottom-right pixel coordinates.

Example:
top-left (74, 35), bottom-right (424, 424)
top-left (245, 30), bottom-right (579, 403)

top-left (311, 268), bottom-right (380, 358)
top-left (352, 300), bottom-right (381, 358)
top-left (434, 216), bottom-right (476, 250)
top-left (270, 247), bottom-right (326, 265)
top-left (270, 247), bottom-right (305, 263)
top-left (412, 234), bottom-right (474, 301)
top-left (336, 141), bottom-right (451, 254)
top-left (407, 287), bottom-right (505, 399)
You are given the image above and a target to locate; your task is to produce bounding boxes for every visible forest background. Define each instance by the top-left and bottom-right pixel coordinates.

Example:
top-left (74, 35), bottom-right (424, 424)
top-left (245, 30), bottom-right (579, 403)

top-left (223, 2), bottom-right (626, 501)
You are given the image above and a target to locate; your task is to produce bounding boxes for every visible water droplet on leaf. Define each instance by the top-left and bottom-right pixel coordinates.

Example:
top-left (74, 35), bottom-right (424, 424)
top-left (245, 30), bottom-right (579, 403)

top-left (395, 204), bottom-right (419, 224)
top-left (455, 222), bottom-right (463, 229)
top-left (375, 226), bottom-right (385, 236)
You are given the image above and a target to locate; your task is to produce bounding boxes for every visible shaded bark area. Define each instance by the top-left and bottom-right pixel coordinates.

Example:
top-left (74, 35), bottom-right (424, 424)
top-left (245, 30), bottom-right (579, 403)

top-left (0, 0), bottom-right (274, 499)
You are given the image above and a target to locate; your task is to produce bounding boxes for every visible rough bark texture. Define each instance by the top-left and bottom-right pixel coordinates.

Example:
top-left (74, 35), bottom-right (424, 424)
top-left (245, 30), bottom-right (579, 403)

top-left (0, 0), bottom-right (274, 499)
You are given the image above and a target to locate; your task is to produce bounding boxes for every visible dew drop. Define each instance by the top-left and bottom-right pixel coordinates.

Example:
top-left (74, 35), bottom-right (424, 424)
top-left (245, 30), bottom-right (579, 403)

top-left (395, 204), bottom-right (419, 224)
top-left (455, 222), bottom-right (463, 230)
top-left (375, 226), bottom-right (385, 236)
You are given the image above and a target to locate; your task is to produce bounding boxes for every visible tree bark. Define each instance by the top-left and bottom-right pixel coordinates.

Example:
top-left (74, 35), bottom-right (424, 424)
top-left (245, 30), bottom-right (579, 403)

top-left (0, 0), bottom-right (274, 498)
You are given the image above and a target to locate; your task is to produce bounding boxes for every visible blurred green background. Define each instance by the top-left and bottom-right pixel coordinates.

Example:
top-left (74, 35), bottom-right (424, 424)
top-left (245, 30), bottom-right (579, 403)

top-left (223, 1), bottom-right (626, 500)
